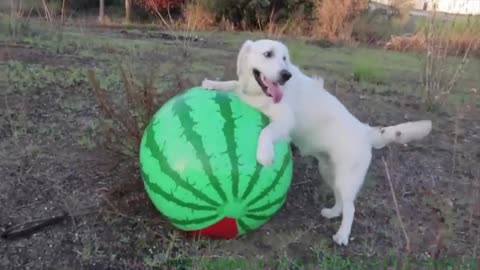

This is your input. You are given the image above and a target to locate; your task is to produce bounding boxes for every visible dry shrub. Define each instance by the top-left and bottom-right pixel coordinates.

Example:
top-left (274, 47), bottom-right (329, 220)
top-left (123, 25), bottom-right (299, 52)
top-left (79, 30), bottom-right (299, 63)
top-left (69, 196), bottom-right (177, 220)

top-left (217, 16), bottom-right (236, 31)
top-left (311, 0), bottom-right (368, 41)
top-left (88, 62), bottom-right (190, 216)
top-left (257, 8), bottom-right (290, 38)
top-left (87, 64), bottom-right (187, 159)
top-left (135, 0), bottom-right (183, 13)
top-left (385, 32), bottom-right (480, 57)
top-left (384, 33), bottom-right (428, 53)
top-left (351, 9), bottom-right (406, 46)
top-left (385, 13), bottom-right (480, 57)
top-left (180, 0), bottom-right (215, 31)
top-left (87, 66), bottom-right (156, 159)
top-left (257, 7), bottom-right (311, 38)
top-left (261, 22), bottom-right (289, 39)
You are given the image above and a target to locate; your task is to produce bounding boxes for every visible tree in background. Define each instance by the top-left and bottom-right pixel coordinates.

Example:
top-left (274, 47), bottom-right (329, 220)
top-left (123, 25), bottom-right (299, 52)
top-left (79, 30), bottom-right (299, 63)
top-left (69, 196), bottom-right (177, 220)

top-left (125, 0), bottom-right (132, 22)
top-left (99, 0), bottom-right (105, 22)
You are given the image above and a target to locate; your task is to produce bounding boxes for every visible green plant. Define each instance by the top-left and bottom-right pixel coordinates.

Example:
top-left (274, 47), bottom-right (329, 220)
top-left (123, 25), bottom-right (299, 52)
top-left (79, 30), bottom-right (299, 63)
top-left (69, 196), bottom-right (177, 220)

top-left (352, 55), bottom-right (385, 84)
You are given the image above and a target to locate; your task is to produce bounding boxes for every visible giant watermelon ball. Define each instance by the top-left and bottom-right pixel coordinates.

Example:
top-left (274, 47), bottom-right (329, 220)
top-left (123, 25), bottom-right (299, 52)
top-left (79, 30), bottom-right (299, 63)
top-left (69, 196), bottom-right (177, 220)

top-left (139, 86), bottom-right (293, 239)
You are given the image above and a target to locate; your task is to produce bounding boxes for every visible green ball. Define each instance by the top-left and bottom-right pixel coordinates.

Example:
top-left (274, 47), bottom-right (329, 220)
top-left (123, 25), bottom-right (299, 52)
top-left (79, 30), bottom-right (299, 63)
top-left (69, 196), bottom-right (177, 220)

top-left (139, 87), bottom-right (293, 238)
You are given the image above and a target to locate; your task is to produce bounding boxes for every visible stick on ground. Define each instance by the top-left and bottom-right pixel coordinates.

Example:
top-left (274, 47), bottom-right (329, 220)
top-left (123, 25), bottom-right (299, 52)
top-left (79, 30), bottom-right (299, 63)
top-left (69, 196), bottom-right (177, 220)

top-left (382, 156), bottom-right (411, 253)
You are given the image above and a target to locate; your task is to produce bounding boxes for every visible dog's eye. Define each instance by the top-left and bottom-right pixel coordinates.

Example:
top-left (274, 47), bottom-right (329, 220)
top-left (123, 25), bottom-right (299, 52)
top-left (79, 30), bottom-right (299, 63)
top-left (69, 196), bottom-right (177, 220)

top-left (283, 56), bottom-right (286, 61)
top-left (263, 51), bottom-right (273, 58)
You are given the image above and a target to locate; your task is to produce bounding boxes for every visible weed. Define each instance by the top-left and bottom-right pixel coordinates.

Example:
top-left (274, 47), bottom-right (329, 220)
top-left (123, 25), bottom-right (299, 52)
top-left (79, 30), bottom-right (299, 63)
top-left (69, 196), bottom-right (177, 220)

top-left (86, 9), bottom-right (198, 226)
top-left (87, 64), bottom-right (176, 159)
top-left (6, 0), bottom-right (35, 41)
top-left (421, 11), bottom-right (478, 111)
top-left (180, 0), bottom-right (215, 31)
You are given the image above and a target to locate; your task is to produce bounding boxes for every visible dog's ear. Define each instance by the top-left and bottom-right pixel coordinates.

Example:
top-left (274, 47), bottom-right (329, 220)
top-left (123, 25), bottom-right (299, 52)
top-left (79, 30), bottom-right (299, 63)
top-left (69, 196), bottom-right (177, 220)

top-left (236, 40), bottom-right (253, 77)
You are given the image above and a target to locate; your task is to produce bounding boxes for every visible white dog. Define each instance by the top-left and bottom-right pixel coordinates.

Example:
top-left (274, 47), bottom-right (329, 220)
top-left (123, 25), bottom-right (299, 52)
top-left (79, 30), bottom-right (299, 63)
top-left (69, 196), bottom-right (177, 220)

top-left (201, 39), bottom-right (432, 246)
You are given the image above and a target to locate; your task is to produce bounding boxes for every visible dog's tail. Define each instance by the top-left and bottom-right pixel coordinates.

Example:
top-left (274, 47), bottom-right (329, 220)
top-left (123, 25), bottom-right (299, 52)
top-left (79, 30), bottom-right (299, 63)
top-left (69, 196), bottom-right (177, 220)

top-left (369, 120), bottom-right (432, 149)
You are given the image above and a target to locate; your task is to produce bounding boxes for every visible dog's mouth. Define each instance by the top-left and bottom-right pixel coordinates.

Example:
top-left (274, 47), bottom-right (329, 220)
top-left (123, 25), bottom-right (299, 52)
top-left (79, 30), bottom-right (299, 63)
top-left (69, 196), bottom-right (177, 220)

top-left (253, 69), bottom-right (283, 103)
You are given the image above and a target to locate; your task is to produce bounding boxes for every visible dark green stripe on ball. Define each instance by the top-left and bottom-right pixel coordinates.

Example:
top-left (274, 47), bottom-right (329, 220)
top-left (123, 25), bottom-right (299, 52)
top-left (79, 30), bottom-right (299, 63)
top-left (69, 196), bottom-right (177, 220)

top-left (246, 153), bottom-right (292, 207)
top-left (237, 219), bottom-right (251, 233)
top-left (240, 113), bottom-right (271, 200)
top-left (247, 194), bottom-right (286, 213)
top-left (172, 96), bottom-right (228, 203)
top-left (241, 164), bottom-right (263, 201)
top-left (141, 167), bottom-right (217, 211)
top-left (144, 123), bottom-right (221, 207)
top-left (169, 213), bottom-right (220, 226)
top-left (244, 213), bottom-right (271, 221)
top-left (214, 93), bottom-right (241, 199)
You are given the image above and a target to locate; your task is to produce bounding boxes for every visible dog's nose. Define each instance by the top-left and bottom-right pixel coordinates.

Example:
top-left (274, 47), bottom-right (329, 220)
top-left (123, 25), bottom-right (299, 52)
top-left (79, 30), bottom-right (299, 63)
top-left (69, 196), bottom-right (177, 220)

top-left (279, 69), bottom-right (292, 84)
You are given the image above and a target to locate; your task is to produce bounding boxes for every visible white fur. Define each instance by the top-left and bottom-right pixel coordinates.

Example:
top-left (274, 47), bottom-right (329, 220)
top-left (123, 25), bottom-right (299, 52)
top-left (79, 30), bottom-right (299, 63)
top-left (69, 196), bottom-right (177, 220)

top-left (201, 39), bottom-right (432, 246)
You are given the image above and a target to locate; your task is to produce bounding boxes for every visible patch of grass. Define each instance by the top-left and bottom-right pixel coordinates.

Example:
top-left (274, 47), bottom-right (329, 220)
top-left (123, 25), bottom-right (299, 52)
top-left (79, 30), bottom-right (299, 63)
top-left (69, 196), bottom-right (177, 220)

top-left (133, 254), bottom-right (480, 269)
top-left (4, 61), bottom-right (85, 93)
top-left (306, 38), bottom-right (337, 48)
top-left (352, 54), bottom-right (385, 84)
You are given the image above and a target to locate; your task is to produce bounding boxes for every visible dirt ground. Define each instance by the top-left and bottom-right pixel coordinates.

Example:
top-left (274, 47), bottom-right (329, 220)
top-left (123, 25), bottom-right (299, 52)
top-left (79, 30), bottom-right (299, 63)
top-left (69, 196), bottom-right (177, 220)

top-left (1, 20), bottom-right (480, 269)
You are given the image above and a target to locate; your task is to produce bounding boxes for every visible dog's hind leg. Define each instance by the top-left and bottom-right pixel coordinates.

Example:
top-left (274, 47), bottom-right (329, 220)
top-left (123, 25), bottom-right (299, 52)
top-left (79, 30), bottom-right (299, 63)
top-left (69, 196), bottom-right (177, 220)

top-left (330, 151), bottom-right (371, 246)
top-left (316, 154), bottom-right (342, 219)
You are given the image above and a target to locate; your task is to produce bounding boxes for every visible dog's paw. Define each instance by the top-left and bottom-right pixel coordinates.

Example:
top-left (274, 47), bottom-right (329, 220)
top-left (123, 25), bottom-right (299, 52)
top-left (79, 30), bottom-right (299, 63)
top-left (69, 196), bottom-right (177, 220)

top-left (201, 79), bottom-right (215, 90)
top-left (333, 232), bottom-right (350, 246)
top-left (321, 207), bottom-right (341, 219)
top-left (256, 141), bottom-right (274, 166)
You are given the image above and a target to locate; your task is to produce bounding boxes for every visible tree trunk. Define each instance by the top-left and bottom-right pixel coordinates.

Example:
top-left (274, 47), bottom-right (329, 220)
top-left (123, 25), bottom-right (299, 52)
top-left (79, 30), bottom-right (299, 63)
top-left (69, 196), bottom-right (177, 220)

top-left (98, 0), bottom-right (105, 23)
top-left (125, 0), bottom-right (131, 22)
top-left (61, 0), bottom-right (69, 24)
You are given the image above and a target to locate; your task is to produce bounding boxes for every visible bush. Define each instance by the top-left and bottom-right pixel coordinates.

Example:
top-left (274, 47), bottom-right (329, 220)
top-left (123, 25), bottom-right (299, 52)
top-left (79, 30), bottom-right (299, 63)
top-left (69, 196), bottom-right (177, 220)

top-left (196, 0), bottom-right (314, 30)
top-left (47, 0), bottom-right (120, 11)
top-left (135, 0), bottom-right (184, 14)
top-left (69, 0), bottom-right (100, 10)
top-left (352, 9), bottom-right (406, 45)
top-left (196, 0), bottom-right (270, 30)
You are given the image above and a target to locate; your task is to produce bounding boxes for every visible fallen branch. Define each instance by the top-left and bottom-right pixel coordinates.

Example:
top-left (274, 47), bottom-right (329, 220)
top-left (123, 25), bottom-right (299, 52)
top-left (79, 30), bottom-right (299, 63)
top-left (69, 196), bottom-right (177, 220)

top-left (1, 208), bottom-right (96, 241)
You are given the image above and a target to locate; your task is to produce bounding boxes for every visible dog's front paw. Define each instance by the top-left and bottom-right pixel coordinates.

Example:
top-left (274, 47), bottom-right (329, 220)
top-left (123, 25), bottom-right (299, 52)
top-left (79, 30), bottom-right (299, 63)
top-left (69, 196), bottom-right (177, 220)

top-left (201, 79), bottom-right (215, 90)
top-left (256, 141), bottom-right (274, 166)
top-left (333, 231), bottom-right (350, 246)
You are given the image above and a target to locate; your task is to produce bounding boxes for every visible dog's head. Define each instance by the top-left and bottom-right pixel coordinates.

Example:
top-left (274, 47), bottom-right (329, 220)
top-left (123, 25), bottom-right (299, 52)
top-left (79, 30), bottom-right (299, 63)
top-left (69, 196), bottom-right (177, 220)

top-left (236, 39), bottom-right (292, 103)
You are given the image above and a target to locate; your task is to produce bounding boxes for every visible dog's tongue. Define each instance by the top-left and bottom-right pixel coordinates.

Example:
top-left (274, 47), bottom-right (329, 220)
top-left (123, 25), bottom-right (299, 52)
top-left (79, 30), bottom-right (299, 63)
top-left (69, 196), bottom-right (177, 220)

top-left (263, 79), bottom-right (283, 103)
